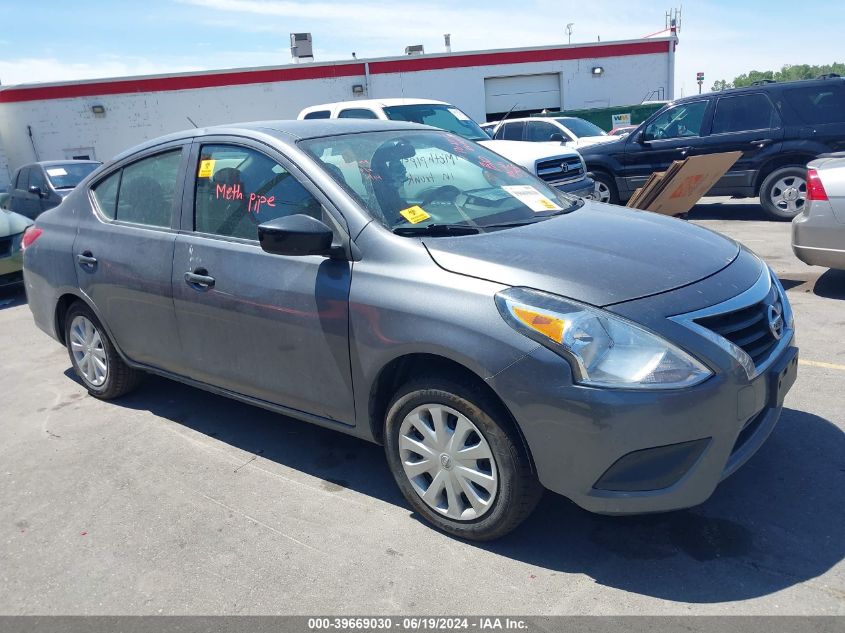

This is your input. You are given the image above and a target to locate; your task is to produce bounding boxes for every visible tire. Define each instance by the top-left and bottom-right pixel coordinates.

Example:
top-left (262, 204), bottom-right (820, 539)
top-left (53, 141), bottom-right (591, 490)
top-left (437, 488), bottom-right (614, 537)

top-left (591, 171), bottom-right (619, 205)
top-left (760, 166), bottom-right (808, 220)
top-left (384, 376), bottom-right (542, 541)
top-left (64, 302), bottom-right (142, 399)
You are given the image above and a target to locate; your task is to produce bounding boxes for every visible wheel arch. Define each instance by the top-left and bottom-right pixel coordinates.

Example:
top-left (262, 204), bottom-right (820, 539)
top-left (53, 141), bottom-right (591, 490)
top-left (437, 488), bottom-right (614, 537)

top-left (367, 352), bottom-right (537, 474)
top-left (753, 154), bottom-right (815, 194)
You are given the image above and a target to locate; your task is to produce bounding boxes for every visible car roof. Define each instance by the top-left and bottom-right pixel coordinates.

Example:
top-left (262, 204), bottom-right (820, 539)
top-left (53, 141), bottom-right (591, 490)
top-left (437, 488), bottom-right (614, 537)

top-left (21, 159), bottom-right (102, 169)
top-left (673, 76), bottom-right (845, 104)
top-left (109, 119), bottom-right (436, 163)
top-left (301, 98), bottom-right (449, 112)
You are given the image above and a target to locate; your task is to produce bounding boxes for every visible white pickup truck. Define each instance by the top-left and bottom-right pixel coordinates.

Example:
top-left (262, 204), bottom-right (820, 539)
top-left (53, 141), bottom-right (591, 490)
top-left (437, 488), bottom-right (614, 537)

top-left (297, 98), bottom-right (594, 198)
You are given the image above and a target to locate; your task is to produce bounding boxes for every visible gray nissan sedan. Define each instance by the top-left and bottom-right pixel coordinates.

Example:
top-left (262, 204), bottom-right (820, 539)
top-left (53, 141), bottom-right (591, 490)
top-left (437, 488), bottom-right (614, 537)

top-left (22, 120), bottom-right (798, 540)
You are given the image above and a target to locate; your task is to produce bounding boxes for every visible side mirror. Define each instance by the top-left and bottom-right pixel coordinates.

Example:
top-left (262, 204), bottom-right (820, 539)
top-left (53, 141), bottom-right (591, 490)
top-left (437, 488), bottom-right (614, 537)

top-left (636, 131), bottom-right (650, 145)
top-left (28, 185), bottom-right (45, 198)
top-left (549, 133), bottom-right (565, 142)
top-left (258, 214), bottom-right (338, 257)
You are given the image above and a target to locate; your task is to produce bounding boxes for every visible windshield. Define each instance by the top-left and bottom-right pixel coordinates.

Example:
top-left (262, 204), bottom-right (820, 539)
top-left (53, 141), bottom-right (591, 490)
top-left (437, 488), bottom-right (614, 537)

top-left (44, 163), bottom-right (100, 189)
top-left (555, 118), bottom-right (607, 138)
top-left (300, 130), bottom-right (580, 234)
top-left (382, 104), bottom-right (489, 141)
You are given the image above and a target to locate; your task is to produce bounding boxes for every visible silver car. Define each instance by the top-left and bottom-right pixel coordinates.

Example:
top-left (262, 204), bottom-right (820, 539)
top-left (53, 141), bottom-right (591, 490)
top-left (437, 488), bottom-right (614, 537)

top-left (792, 154), bottom-right (845, 269)
top-left (23, 120), bottom-right (798, 540)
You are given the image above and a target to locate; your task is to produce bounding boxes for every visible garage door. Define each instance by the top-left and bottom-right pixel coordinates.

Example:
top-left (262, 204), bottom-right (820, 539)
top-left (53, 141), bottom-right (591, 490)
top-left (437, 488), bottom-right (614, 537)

top-left (484, 74), bottom-right (561, 118)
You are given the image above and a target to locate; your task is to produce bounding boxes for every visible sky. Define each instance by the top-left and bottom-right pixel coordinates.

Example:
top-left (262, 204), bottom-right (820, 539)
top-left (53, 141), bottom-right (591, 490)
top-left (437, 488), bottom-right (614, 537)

top-left (0, 0), bottom-right (843, 96)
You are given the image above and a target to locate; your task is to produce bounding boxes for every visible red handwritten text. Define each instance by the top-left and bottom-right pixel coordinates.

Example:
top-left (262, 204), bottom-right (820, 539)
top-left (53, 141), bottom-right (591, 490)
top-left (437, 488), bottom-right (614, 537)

top-left (248, 193), bottom-right (275, 214)
top-left (216, 183), bottom-right (243, 200)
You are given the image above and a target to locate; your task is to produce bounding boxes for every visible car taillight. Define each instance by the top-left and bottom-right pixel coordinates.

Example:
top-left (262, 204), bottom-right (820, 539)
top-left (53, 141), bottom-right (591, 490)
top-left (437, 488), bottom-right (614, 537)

top-left (807, 168), bottom-right (828, 201)
top-left (21, 226), bottom-right (43, 251)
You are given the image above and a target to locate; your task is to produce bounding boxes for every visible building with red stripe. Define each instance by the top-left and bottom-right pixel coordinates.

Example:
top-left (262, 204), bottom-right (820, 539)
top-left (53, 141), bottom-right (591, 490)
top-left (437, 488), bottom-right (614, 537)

top-left (0, 36), bottom-right (676, 184)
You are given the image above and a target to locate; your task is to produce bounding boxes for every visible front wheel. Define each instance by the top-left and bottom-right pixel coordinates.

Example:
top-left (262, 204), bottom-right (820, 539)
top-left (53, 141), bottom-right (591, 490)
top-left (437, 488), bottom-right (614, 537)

top-left (384, 377), bottom-right (542, 541)
top-left (760, 166), bottom-right (807, 220)
top-left (591, 171), bottom-right (619, 205)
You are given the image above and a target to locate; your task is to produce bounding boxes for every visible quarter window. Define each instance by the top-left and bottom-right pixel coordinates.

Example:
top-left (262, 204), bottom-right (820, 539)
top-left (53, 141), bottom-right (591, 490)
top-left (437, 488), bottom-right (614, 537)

top-left (91, 170), bottom-right (121, 220)
top-left (194, 144), bottom-right (323, 241)
top-left (644, 101), bottom-right (709, 141)
top-left (712, 93), bottom-right (778, 134)
top-left (783, 84), bottom-right (845, 124)
top-left (303, 110), bottom-right (331, 120)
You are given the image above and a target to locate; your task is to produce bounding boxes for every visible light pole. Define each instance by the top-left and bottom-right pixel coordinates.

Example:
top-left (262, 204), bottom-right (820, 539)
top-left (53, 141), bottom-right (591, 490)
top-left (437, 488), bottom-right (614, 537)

top-left (566, 23), bottom-right (574, 44)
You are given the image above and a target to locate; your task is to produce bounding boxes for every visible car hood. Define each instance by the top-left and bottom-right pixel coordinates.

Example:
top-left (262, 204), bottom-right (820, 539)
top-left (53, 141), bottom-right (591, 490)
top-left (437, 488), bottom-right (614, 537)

top-left (423, 202), bottom-right (740, 307)
top-left (571, 135), bottom-right (618, 148)
top-left (478, 139), bottom-right (581, 169)
top-left (0, 209), bottom-right (33, 237)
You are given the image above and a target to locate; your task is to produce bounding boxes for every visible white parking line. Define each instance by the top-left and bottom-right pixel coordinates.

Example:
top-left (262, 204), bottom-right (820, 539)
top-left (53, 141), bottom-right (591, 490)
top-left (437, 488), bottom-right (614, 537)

top-left (799, 359), bottom-right (845, 371)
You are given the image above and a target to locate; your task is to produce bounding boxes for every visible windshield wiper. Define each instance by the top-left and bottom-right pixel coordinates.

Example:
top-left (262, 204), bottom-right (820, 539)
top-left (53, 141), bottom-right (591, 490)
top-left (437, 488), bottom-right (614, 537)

top-left (481, 209), bottom-right (574, 230)
top-left (393, 223), bottom-right (480, 236)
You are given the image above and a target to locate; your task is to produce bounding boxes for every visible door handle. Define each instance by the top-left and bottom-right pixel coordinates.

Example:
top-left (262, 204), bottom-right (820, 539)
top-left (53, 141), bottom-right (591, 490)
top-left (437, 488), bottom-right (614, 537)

top-left (678, 146), bottom-right (693, 156)
top-left (77, 251), bottom-right (97, 266)
top-left (184, 270), bottom-right (215, 289)
top-left (750, 139), bottom-right (773, 147)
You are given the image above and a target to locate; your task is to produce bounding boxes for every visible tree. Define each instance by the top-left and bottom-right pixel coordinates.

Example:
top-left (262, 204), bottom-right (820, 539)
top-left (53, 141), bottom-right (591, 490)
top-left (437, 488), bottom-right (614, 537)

top-left (712, 63), bottom-right (845, 91)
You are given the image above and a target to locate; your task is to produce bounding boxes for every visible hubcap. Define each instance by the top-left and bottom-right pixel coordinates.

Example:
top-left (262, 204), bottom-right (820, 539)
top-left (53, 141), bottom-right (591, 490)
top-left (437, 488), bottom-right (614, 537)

top-left (398, 404), bottom-right (498, 521)
top-left (594, 180), bottom-right (611, 203)
top-left (69, 315), bottom-right (108, 387)
top-left (770, 176), bottom-right (807, 216)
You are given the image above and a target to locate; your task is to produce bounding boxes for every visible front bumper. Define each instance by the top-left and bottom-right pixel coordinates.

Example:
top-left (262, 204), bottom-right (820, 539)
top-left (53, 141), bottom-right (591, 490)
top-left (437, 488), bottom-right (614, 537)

top-left (554, 177), bottom-right (595, 198)
top-left (490, 339), bottom-right (797, 514)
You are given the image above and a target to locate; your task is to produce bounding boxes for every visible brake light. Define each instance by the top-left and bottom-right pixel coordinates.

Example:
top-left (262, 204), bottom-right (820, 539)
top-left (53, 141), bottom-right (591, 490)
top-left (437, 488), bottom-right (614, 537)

top-left (21, 226), bottom-right (43, 251)
top-left (807, 168), bottom-right (829, 201)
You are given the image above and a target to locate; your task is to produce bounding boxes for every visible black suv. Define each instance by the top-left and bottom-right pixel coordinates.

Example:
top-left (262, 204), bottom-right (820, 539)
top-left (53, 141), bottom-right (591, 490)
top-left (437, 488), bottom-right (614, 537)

top-left (580, 77), bottom-right (845, 219)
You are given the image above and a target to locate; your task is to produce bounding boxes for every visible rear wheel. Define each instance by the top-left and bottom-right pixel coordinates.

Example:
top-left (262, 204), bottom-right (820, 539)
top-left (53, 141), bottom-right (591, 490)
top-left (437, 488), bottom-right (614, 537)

top-left (760, 166), bottom-right (807, 220)
top-left (65, 302), bottom-right (142, 399)
top-left (591, 171), bottom-right (619, 205)
top-left (384, 376), bottom-right (542, 541)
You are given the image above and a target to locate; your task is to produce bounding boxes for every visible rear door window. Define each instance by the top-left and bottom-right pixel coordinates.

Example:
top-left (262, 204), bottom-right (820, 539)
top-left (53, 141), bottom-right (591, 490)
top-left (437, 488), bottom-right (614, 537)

top-left (497, 121), bottom-right (525, 141)
top-left (338, 108), bottom-right (379, 119)
top-left (115, 150), bottom-right (182, 228)
top-left (783, 84), bottom-right (845, 124)
top-left (194, 144), bottom-right (324, 241)
top-left (712, 93), bottom-right (779, 134)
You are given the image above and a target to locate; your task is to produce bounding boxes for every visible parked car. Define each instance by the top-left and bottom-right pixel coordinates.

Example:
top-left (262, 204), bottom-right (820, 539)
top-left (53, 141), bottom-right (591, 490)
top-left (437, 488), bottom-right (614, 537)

top-left (608, 124), bottom-right (638, 137)
top-left (489, 116), bottom-right (617, 149)
top-left (23, 120), bottom-right (797, 540)
top-left (1, 206), bottom-right (33, 288)
top-left (7, 160), bottom-right (101, 220)
top-left (792, 154), bottom-right (845, 269)
top-left (580, 76), bottom-right (845, 219)
top-left (298, 99), bottom-right (594, 198)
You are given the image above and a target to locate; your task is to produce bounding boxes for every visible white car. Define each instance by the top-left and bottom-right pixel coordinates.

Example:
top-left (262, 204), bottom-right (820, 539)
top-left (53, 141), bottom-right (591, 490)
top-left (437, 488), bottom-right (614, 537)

top-left (489, 116), bottom-right (618, 150)
top-left (298, 99), bottom-right (594, 197)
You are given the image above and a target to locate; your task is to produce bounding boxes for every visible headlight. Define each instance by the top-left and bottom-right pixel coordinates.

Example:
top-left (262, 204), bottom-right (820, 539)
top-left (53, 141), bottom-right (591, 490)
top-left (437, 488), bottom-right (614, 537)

top-left (495, 288), bottom-right (712, 389)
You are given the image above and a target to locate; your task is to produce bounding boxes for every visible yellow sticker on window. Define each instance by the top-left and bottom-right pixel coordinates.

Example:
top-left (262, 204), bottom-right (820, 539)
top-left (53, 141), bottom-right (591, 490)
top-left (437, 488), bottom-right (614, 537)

top-left (399, 205), bottom-right (431, 224)
top-left (198, 159), bottom-right (216, 178)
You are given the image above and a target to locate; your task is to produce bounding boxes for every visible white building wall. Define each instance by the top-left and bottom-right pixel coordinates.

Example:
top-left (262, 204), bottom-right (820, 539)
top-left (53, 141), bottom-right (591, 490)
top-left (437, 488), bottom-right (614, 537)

top-left (0, 40), bottom-right (673, 172)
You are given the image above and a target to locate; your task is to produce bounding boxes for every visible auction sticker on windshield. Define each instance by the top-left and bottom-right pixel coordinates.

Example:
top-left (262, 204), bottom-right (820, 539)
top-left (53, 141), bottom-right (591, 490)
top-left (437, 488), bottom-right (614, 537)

top-left (400, 205), bottom-right (431, 224)
top-left (448, 108), bottom-right (471, 121)
top-left (501, 185), bottom-right (562, 212)
top-left (46, 168), bottom-right (68, 177)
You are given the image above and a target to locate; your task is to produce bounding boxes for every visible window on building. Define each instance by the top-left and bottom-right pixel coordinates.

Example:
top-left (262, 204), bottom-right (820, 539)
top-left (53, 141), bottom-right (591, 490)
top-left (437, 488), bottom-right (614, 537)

top-left (194, 144), bottom-right (323, 241)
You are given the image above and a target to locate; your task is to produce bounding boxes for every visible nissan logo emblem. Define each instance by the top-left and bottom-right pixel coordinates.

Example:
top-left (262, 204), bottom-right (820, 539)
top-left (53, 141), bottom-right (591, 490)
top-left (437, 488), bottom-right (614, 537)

top-left (767, 303), bottom-right (784, 340)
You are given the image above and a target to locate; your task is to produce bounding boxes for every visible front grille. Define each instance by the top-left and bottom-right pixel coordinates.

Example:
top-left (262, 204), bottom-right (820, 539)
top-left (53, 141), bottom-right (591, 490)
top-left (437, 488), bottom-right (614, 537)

top-left (536, 156), bottom-right (584, 183)
top-left (0, 237), bottom-right (11, 257)
top-left (694, 284), bottom-right (782, 367)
